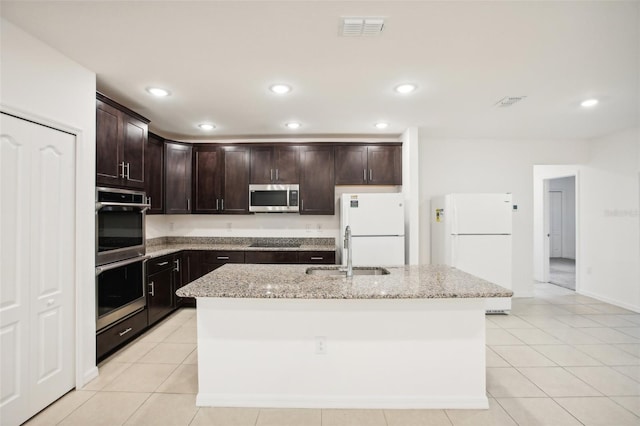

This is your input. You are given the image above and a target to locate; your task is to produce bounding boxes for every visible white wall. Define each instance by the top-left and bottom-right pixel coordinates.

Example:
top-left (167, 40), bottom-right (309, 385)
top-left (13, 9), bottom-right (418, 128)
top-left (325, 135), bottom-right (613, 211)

top-left (419, 135), bottom-right (591, 297)
top-left (549, 176), bottom-right (576, 259)
top-left (580, 128), bottom-right (640, 311)
top-left (1, 18), bottom-right (97, 387)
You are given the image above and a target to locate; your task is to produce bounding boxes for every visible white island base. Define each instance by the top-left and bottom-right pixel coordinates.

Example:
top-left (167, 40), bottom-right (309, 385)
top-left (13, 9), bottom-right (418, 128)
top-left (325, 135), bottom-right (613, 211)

top-left (195, 297), bottom-right (487, 409)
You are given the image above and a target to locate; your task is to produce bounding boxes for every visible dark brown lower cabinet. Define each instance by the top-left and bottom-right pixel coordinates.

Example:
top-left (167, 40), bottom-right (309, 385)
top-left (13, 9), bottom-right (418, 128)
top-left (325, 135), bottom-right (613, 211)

top-left (147, 256), bottom-right (175, 325)
top-left (298, 251), bottom-right (336, 264)
top-left (244, 251), bottom-right (299, 264)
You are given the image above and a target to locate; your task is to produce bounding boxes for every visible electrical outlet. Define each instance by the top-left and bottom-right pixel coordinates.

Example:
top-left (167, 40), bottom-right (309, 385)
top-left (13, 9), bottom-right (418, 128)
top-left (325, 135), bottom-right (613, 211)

top-left (306, 224), bottom-right (312, 233)
top-left (169, 222), bottom-right (175, 231)
top-left (316, 223), bottom-right (322, 233)
top-left (315, 336), bottom-right (327, 355)
top-left (226, 222), bottom-right (232, 230)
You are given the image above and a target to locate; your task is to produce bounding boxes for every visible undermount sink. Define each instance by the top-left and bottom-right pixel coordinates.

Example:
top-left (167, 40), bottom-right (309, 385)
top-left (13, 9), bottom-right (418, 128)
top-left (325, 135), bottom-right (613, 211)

top-left (305, 267), bottom-right (390, 276)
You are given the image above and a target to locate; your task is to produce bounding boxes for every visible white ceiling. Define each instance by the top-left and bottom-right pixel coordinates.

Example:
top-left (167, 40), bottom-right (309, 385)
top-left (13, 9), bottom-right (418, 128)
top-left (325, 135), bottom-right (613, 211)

top-left (1, 1), bottom-right (638, 141)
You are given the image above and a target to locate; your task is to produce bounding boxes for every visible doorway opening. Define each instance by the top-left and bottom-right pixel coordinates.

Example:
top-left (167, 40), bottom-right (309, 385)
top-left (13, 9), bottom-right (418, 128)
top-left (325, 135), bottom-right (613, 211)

top-left (548, 177), bottom-right (576, 290)
top-left (532, 165), bottom-right (580, 293)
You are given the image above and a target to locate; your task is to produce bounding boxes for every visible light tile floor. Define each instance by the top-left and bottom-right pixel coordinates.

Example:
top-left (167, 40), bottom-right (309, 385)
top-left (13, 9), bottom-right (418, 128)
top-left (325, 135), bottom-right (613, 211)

top-left (25, 283), bottom-right (640, 426)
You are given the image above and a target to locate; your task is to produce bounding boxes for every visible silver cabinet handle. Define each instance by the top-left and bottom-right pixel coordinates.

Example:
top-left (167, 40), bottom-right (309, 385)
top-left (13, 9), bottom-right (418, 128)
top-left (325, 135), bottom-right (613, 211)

top-left (148, 281), bottom-right (155, 296)
top-left (146, 196), bottom-right (151, 206)
top-left (187, 198), bottom-right (191, 211)
top-left (221, 199), bottom-right (224, 210)
top-left (270, 169), bottom-right (273, 181)
top-left (310, 257), bottom-right (323, 260)
top-left (125, 162), bottom-right (131, 180)
top-left (276, 169), bottom-right (279, 181)
top-left (119, 327), bottom-right (132, 337)
top-left (120, 161), bottom-right (126, 178)
top-left (369, 169), bottom-right (372, 181)
top-left (174, 259), bottom-right (180, 272)
top-left (216, 198), bottom-right (219, 211)
top-left (301, 199), bottom-right (304, 210)
top-left (217, 256), bottom-right (229, 260)
top-left (363, 169), bottom-right (367, 181)
top-left (156, 261), bottom-right (169, 266)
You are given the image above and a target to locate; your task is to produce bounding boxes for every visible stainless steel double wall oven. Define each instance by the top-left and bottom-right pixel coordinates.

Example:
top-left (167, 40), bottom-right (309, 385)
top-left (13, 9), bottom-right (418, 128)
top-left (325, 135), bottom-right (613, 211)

top-left (95, 187), bottom-right (149, 331)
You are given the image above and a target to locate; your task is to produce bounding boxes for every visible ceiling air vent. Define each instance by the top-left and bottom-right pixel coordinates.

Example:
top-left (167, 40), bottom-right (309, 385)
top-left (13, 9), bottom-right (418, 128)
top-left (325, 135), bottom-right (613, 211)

top-left (341, 18), bottom-right (385, 36)
top-left (494, 96), bottom-right (527, 107)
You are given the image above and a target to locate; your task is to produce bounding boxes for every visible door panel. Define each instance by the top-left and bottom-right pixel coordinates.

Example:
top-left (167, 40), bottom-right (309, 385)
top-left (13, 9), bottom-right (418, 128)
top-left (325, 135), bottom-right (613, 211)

top-left (222, 147), bottom-right (250, 213)
top-left (342, 193), bottom-right (404, 236)
top-left (273, 146), bottom-right (299, 183)
top-left (450, 194), bottom-right (512, 235)
top-left (349, 236), bottom-right (405, 266)
top-left (451, 235), bottom-right (512, 289)
top-left (550, 191), bottom-right (563, 258)
top-left (335, 146), bottom-right (367, 185)
top-left (122, 118), bottom-right (145, 187)
top-left (95, 101), bottom-right (121, 185)
top-left (0, 113), bottom-right (75, 425)
top-left (194, 147), bottom-right (221, 213)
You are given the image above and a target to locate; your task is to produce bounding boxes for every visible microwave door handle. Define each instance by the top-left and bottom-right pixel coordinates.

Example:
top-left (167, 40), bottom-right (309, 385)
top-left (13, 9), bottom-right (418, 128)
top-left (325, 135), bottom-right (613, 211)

top-left (95, 254), bottom-right (151, 276)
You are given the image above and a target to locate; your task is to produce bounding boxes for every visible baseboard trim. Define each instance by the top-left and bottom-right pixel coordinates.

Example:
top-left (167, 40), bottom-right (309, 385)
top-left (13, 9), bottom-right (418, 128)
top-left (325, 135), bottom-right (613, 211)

top-left (80, 366), bottom-right (99, 389)
top-left (196, 393), bottom-right (489, 409)
top-left (578, 290), bottom-right (640, 313)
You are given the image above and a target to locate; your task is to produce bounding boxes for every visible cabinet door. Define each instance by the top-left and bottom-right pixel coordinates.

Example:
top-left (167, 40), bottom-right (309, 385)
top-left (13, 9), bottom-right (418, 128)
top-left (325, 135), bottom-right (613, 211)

top-left (249, 146), bottom-right (273, 184)
top-left (96, 99), bottom-right (122, 186)
top-left (335, 145), bottom-right (368, 185)
top-left (273, 146), bottom-right (299, 183)
top-left (221, 146), bottom-right (250, 213)
top-left (368, 145), bottom-right (402, 185)
top-left (300, 146), bottom-right (335, 215)
top-left (165, 142), bottom-right (193, 214)
top-left (121, 115), bottom-right (147, 189)
top-left (145, 133), bottom-right (164, 214)
top-left (147, 267), bottom-right (173, 326)
top-left (245, 251), bottom-right (298, 264)
top-left (194, 146), bottom-right (222, 213)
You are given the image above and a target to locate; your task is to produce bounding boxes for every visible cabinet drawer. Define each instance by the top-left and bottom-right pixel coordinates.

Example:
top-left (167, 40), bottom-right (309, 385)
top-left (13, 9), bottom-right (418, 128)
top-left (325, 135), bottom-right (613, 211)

top-left (245, 251), bottom-right (298, 264)
top-left (96, 308), bottom-right (147, 360)
top-left (202, 250), bottom-right (245, 264)
top-left (146, 255), bottom-right (175, 275)
top-left (298, 251), bottom-right (336, 264)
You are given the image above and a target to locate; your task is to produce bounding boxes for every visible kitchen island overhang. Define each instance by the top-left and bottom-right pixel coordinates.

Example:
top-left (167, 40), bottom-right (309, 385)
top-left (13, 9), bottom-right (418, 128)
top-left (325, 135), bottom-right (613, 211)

top-left (176, 264), bottom-right (513, 410)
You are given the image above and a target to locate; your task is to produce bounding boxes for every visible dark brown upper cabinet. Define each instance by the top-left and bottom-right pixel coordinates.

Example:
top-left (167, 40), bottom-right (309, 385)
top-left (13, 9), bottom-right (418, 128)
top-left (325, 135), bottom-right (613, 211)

top-left (164, 142), bottom-right (193, 214)
top-left (299, 146), bottom-right (335, 215)
top-left (193, 145), bottom-right (250, 214)
top-left (96, 93), bottom-right (149, 189)
top-left (250, 145), bottom-right (300, 184)
top-left (335, 144), bottom-right (402, 185)
top-left (145, 132), bottom-right (164, 214)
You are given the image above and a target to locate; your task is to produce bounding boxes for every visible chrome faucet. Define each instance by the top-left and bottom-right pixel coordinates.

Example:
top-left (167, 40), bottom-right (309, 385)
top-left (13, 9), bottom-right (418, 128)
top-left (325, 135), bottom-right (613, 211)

top-left (344, 225), bottom-right (353, 278)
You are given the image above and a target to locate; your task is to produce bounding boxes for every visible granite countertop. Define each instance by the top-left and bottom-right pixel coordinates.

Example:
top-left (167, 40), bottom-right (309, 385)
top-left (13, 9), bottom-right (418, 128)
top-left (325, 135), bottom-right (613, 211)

top-left (176, 264), bottom-right (513, 300)
top-left (146, 237), bottom-right (336, 258)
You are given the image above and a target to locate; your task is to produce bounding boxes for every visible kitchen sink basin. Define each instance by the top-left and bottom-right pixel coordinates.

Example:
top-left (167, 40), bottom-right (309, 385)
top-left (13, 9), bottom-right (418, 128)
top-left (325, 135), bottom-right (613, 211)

top-left (305, 267), bottom-right (390, 276)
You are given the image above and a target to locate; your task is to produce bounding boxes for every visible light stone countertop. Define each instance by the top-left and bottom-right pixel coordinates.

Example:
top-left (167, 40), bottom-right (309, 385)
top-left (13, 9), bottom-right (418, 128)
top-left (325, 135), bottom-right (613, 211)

top-left (176, 264), bottom-right (514, 299)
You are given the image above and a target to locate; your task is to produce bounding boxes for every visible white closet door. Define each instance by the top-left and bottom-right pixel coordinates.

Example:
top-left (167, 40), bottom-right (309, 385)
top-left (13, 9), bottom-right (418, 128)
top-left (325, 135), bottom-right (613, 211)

top-left (0, 113), bottom-right (76, 425)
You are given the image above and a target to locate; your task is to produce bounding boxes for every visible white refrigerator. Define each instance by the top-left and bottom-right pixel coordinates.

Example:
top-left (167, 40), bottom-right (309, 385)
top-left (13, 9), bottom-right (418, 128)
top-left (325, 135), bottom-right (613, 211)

top-left (431, 193), bottom-right (513, 313)
top-left (340, 193), bottom-right (405, 266)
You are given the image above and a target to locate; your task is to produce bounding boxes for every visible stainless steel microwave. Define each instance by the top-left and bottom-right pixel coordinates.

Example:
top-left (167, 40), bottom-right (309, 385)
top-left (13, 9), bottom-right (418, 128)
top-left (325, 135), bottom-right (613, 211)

top-left (249, 184), bottom-right (299, 213)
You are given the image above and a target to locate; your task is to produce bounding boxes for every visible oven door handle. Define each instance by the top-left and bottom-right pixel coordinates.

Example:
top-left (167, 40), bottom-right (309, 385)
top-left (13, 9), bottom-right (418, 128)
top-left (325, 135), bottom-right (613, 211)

top-left (96, 255), bottom-right (151, 276)
top-left (95, 202), bottom-right (150, 212)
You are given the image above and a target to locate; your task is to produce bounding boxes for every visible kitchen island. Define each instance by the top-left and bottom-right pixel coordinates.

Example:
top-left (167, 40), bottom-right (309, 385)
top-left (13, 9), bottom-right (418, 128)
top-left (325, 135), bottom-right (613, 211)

top-left (176, 264), bottom-right (512, 409)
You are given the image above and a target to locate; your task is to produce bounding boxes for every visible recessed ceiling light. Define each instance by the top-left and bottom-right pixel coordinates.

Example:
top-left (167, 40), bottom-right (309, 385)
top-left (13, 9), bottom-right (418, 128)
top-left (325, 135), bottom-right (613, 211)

top-left (270, 84), bottom-right (292, 94)
top-left (581, 99), bottom-right (599, 107)
top-left (395, 84), bottom-right (417, 94)
top-left (147, 87), bottom-right (170, 97)
top-left (375, 122), bottom-right (389, 129)
top-left (198, 123), bottom-right (215, 131)
top-left (285, 122), bottom-right (301, 129)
